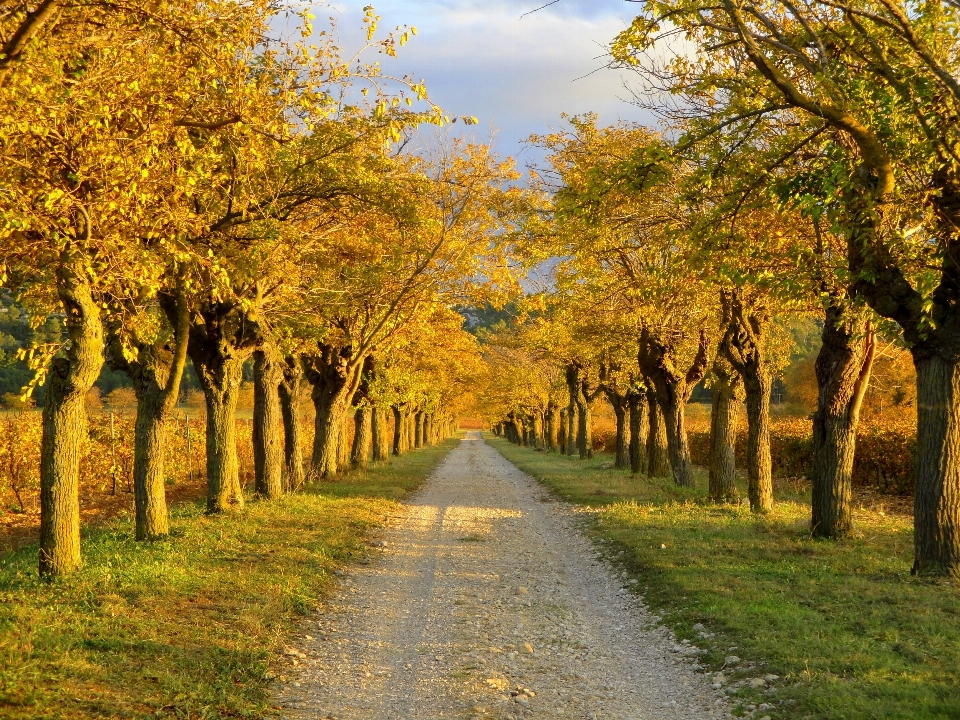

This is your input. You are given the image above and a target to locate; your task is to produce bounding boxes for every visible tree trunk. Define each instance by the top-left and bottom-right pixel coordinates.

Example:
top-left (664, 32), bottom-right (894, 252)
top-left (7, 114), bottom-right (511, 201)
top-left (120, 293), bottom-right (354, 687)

top-left (545, 401), bottom-right (560, 452)
top-left (186, 300), bottom-right (259, 514)
top-left (39, 262), bottom-right (103, 576)
top-left (372, 406), bottom-right (390, 461)
top-left (253, 350), bottom-right (284, 500)
top-left (531, 412), bottom-right (543, 449)
top-left (742, 369), bottom-right (773, 513)
top-left (414, 410), bottom-right (424, 449)
top-left (279, 356), bottom-right (305, 491)
top-left (576, 378), bottom-right (595, 459)
top-left (351, 406), bottom-right (371, 468)
top-left (646, 388), bottom-right (670, 478)
top-left (566, 363), bottom-right (579, 456)
top-left (811, 306), bottom-right (875, 538)
top-left (305, 345), bottom-right (364, 479)
top-left (708, 358), bottom-right (741, 503)
top-left (406, 410), bottom-right (416, 451)
top-left (198, 359), bottom-right (245, 513)
top-left (638, 328), bottom-right (710, 486)
top-left (104, 286), bottom-right (190, 542)
top-left (558, 408), bottom-right (567, 453)
top-left (628, 390), bottom-right (648, 474)
top-left (660, 388), bottom-right (695, 487)
top-left (392, 405), bottom-right (404, 455)
top-left (721, 291), bottom-right (773, 513)
top-left (910, 352), bottom-right (960, 576)
top-left (613, 401), bottom-right (629, 469)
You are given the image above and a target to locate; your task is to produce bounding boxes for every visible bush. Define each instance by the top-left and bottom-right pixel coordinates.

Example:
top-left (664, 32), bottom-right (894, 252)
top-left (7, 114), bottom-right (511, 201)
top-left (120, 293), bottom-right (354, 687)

top-left (687, 414), bottom-right (915, 495)
top-left (0, 392), bottom-right (33, 410)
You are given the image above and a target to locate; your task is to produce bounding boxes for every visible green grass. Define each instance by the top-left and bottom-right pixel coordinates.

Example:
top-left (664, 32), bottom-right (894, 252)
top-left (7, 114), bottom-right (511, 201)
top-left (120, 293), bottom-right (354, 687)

top-left (487, 436), bottom-right (960, 720)
top-left (0, 438), bottom-right (458, 719)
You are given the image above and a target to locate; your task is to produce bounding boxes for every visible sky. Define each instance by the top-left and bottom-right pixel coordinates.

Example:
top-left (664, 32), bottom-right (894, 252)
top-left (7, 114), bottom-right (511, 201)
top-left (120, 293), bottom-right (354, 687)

top-left (315, 0), bottom-right (656, 169)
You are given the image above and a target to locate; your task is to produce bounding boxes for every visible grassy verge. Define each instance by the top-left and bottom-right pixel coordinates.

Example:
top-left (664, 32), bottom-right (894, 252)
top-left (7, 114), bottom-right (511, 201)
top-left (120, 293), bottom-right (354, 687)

top-left (487, 436), bottom-right (960, 720)
top-left (0, 437), bottom-right (458, 719)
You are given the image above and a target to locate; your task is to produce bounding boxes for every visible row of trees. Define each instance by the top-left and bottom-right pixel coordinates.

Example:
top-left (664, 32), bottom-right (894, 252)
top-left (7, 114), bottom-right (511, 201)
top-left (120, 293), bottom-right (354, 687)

top-left (1, 1), bottom-right (511, 576)
top-left (485, 0), bottom-right (960, 578)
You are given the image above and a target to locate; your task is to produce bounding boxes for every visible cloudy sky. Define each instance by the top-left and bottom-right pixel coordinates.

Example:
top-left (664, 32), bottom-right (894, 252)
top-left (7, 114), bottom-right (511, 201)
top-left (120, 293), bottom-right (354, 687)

top-left (316, 0), bottom-right (655, 166)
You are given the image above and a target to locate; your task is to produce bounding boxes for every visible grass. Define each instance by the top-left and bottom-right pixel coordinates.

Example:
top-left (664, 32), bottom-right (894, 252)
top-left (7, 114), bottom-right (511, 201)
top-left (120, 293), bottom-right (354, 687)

top-left (487, 436), bottom-right (960, 720)
top-left (0, 437), bottom-right (458, 719)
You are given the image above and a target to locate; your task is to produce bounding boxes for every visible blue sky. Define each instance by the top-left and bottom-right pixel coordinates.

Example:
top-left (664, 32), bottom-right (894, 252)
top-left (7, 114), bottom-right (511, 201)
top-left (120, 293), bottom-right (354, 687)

top-left (316, 1), bottom-right (655, 168)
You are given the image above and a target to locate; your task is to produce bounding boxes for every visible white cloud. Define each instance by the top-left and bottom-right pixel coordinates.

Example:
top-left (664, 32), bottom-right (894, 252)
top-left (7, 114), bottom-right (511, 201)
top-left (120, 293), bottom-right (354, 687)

top-left (314, 0), bottom-right (656, 159)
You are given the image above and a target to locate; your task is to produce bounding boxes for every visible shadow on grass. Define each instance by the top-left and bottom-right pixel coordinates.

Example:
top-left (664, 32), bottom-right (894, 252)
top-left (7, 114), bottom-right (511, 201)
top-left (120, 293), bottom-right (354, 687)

top-left (487, 435), bottom-right (960, 720)
top-left (0, 437), bottom-right (460, 720)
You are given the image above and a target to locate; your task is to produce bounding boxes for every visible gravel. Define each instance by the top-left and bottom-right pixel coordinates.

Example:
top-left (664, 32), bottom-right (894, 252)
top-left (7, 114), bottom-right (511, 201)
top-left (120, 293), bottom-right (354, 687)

top-left (276, 432), bottom-right (732, 720)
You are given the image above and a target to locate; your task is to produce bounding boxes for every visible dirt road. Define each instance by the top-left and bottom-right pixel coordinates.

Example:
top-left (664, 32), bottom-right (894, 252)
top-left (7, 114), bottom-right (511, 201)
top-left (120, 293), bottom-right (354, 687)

top-left (276, 432), bottom-right (729, 720)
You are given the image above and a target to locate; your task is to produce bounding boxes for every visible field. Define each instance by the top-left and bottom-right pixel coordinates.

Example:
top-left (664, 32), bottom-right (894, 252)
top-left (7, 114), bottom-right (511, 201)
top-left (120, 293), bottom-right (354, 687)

top-left (488, 435), bottom-right (960, 720)
top-left (0, 436), bottom-right (458, 719)
top-left (593, 406), bottom-right (917, 495)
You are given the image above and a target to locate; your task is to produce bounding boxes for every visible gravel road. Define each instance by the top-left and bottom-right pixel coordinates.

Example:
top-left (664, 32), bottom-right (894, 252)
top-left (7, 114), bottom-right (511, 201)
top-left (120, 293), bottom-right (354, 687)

top-left (276, 432), bottom-right (731, 720)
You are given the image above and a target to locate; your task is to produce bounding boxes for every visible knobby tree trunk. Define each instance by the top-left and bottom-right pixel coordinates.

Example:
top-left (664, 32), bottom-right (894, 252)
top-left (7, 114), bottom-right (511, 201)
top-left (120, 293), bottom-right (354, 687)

top-left (199, 360), bottom-right (245, 512)
top-left (627, 389), bottom-right (648, 474)
top-left (279, 356), bottom-right (305, 491)
top-left (391, 405), bottom-right (405, 455)
top-left (811, 303), bottom-right (875, 539)
top-left (305, 344), bottom-right (365, 479)
top-left (187, 300), bottom-right (260, 514)
top-left (372, 406), bottom-right (390, 461)
top-left (105, 283), bottom-right (190, 541)
top-left (414, 410), bottom-right (424, 449)
top-left (638, 329), bottom-right (709, 487)
top-left (39, 259), bottom-right (103, 577)
top-left (253, 349), bottom-right (284, 500)
top-left (545, 401), bottom-right (560, 452)
top-left (646, 387), bottom-right (671, 478)
top-left (913, 352), bottom-right (960, 575)
top-left (351, 406), bottom-right (371, 468)
top-left (721, 291), bottom-right (773, 513)
top-left (565, 362), bottom-right (580, 456)
top-left (558, 409), bottom-right (568, 453)
top-left (576, 378), bottom-right (598, 459)
top-left (405, 410), bottom-right (415, 451)
top-left (709, 334), bottom-right (742, 503)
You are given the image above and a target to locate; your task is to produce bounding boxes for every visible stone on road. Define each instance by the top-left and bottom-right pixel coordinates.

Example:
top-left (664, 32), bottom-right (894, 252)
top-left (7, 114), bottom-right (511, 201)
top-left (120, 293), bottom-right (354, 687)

top-left (276, 432), bottom-right (730, 720)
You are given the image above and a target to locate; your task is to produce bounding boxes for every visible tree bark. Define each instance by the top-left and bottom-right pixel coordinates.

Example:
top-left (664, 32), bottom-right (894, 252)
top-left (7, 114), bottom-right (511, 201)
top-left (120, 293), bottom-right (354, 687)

top-left (576, 378), bottom-right (597, 459)
top-left (305, 344), bottom-right (365, 479)
top-left (351, 406), bottom-right (371, 468)
top-left (103, 283), bottom-right (190, 541)
top-left (720, 291), bottom-right (773, 512)
top-left (372, 406), bottom-right (390, 461)
top-left (628, 389), bottom-right (648, 474)
top-left (660, 386), bottom-right (695, 487)
top-left (638, 329), bottom-right (709, 487)
top-left (405, 411), bottom-right (414, 450)
top-left (391, 405), bottom-right (405, 455)
top-left (811, 304), bottom-right (875, 538)
top-left (912, 352), bottom-right (960, 575)
top-left (545, 401), bottom-right (560, 452)
top-left (565, 362), bottom-right (579, 456)
top-left (253, 349), bottom-right (284, 499)
top-left (531, 412), bottom-right (543, 449)
top-left (198, 359), bottom-right (245, 512)
top-left (39, 261), bottom-right (103, 576)
top-left (612, 399), bottom-right (629, 468)
top-left (414, 410), bottom-right (424, 449)
top-left (279, 356), bottom-right (305, 491)
top-left (186, 299), bottom-right (260, 514)
top-left (558, 408), bottom-right (568, 453)
top-left (709, 355), bottom-right (741, 503)
top-left (646, 387), bottom-right (670, 478)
